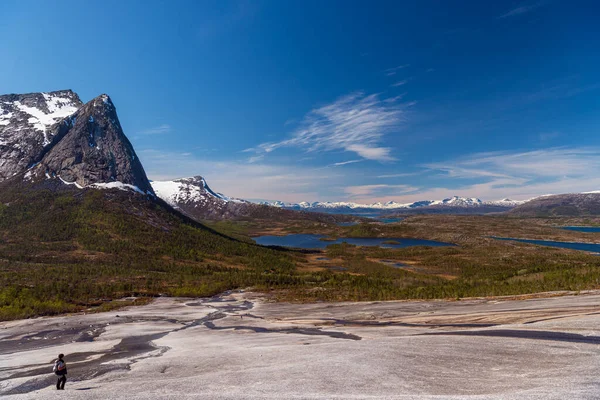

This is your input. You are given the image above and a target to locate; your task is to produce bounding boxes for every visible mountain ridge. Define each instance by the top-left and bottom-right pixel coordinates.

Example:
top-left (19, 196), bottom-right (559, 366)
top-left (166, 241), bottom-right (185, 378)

top-left (150, 176), bottom-right (358, 223)
top-left (510, 193), bottom-right (600, 216)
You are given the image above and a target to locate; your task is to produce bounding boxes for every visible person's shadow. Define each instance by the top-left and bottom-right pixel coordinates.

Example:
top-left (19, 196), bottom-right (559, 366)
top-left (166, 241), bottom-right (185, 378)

top-left (74, 387), bottom-right (99, 391)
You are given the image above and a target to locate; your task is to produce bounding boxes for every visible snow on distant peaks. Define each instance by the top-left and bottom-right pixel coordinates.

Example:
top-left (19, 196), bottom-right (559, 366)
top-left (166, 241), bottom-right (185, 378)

top-left (262, 196), bottom-right (527, 210)
top-left (151, 176), bottom-right (246, 208)
top-left (431, 196), bottom-right (482, 206)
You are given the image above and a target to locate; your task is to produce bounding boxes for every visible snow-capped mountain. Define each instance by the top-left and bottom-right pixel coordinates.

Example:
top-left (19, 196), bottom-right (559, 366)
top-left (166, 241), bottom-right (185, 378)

top-left (261, 196), bottom-right (527, 214)
top-left (0, 90), bottom-right (154, 194)
top-left (485, 198), bottom-right (526, 207)
top-left (150, 176), bottom-right (356, 222)
top-left (152, 176), bottom-right (246, 210)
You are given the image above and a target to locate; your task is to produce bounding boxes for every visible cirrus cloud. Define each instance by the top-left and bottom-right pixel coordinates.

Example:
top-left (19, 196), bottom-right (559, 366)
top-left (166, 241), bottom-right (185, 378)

top-left (246, 92), bottom-right (406, 162)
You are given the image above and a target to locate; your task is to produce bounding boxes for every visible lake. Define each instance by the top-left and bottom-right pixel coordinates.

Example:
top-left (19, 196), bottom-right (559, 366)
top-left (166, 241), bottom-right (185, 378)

top-left (378, 217), bottom-right (404, 224)
top-left (253, 234), bottom-right (454, 249)
top-left (379, 259), bottom-right (408, 268)
top-left (494, 237), bottom-right (600, 253)
top-left (561, 226), bottom-right (600, 233)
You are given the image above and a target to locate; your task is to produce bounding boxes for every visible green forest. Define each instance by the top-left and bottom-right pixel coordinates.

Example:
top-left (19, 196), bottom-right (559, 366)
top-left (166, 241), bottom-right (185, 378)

top-left (2, 184), bottom-right (600, 321)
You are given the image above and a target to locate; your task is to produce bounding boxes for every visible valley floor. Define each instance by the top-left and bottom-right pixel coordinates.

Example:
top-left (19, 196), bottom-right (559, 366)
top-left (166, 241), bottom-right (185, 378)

top-left (2, 292), bottom-right (600, 399)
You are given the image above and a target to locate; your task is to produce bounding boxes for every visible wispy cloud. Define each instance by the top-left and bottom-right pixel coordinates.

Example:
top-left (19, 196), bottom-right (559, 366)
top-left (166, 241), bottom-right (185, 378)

top-left (524, 82), bottom-right (600, 103)
top-left (344, 184), bottom-right (418, 199)
top-left (538, 131), bottom-right (560, 142)
top-left (139, 147), bottom-right (600, 204)
top-left (247, 154), bottom-right (264, 163)
top-left (498, 1), bottom-right (545, 19)
top-left (331, 159), bottom-right (363, 167)
top-left (247, 92), bottom-right (406, 162)
top-left (385, 64), bottom-right (410, 76)
top-left (391, 80), bottom-right (409, 87)
top-left (376, 172), bottom-right (423, 179)
top-left (415, 147), bottom-right (600, 201)
top-left (138, 124), bottom-right (172, 135)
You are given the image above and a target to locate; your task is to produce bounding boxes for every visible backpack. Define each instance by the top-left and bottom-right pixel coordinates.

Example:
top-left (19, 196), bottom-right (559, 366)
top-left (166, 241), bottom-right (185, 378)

top-left (54, 360), bottom-right (66, 376)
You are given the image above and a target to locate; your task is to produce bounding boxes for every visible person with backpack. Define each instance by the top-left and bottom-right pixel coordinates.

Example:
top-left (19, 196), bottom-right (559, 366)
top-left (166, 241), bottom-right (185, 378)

top-left (53, 353), bottom-right (67, 390)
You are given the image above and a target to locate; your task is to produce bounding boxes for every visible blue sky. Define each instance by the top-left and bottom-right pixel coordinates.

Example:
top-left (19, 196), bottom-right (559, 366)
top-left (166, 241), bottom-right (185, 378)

top-left (2, 0), bottom-right (599, 202)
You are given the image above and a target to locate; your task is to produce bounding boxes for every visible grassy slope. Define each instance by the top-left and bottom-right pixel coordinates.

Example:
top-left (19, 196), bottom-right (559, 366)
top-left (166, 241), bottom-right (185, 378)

top-left (0, 184), bottom-right (449, 320)
top-left (0, 184), bottom-right (302, 319)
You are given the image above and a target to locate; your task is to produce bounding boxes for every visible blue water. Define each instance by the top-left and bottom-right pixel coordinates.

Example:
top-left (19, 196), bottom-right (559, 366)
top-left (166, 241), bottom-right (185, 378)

top-left (561, 226), bottom-right (600, 233)
top-left (326, 266), bottom-right (348, 271)
top-left (254, 234), bottom-right (454, 249)
top-left (378, 217), bottom-right (404, 224)
top-left (494, 237), bottom-right (600, 253)
top-left (379, 259), bottom-right (408, 268)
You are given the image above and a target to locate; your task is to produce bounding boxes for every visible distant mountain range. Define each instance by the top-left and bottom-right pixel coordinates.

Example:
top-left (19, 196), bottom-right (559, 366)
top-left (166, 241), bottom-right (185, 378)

top-left (2, 89), bottom-right (600, 220)
top-left (258, 196), bottom-right (526, 215)
top-left (150, 176), bottom-right (353, 222)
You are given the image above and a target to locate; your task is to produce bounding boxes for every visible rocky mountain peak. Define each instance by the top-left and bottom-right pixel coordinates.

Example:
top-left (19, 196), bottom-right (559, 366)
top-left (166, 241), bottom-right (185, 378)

top-left (151, 175), bottom-right (241, 209)
top-left (30, 93), bottom-right (154, 194)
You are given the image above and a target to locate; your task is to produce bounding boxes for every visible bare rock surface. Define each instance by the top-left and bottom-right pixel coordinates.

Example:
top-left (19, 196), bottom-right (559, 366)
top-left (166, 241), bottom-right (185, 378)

top-left (2, 292), bottom-right (600, 399)
top-left (35, 94), bottom-right (153, 194)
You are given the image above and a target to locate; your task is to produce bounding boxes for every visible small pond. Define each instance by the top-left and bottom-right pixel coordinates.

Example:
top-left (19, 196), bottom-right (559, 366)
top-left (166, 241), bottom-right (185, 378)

top-left (561, 226), bottom-right (600, 233)
top-left (494, 237), bottom-right (600, 253)
top-left (253, 234), bottom-right (453, 250)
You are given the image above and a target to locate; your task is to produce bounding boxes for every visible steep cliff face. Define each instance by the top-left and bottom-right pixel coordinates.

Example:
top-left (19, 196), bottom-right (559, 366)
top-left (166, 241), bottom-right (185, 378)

top-left (34, 94), bottom-right (153, 194)
top-left (0, 90), bottom-right (82, 181)
top-left (0, 90), bottom-right (154, 195)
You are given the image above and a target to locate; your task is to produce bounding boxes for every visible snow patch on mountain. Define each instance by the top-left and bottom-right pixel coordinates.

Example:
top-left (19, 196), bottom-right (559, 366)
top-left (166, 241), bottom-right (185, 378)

top-left (13, 93), bottom-right (80, 145)
top-left (0, 90), bottom-right (84, 181)
top-left (91, 181), bottom-right (148, 195)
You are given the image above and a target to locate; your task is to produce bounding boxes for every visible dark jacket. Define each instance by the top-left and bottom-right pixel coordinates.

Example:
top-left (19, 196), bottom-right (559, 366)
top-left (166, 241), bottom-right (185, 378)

top-left (54, 360), bottom-right (67, 376)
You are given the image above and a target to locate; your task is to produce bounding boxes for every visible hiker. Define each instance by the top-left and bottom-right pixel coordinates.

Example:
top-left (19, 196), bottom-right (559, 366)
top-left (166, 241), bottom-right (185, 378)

top-left (53, 353), bottom-right (67, 390)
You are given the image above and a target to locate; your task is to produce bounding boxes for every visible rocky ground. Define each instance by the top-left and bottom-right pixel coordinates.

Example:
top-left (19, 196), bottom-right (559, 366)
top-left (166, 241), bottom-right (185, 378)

top-left (2, 292), bottom-right (600, 399)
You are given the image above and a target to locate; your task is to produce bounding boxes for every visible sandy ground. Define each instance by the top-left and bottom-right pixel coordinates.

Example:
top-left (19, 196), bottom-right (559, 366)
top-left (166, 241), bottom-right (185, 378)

top-left (2, 291), bottom-right (600, 399)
